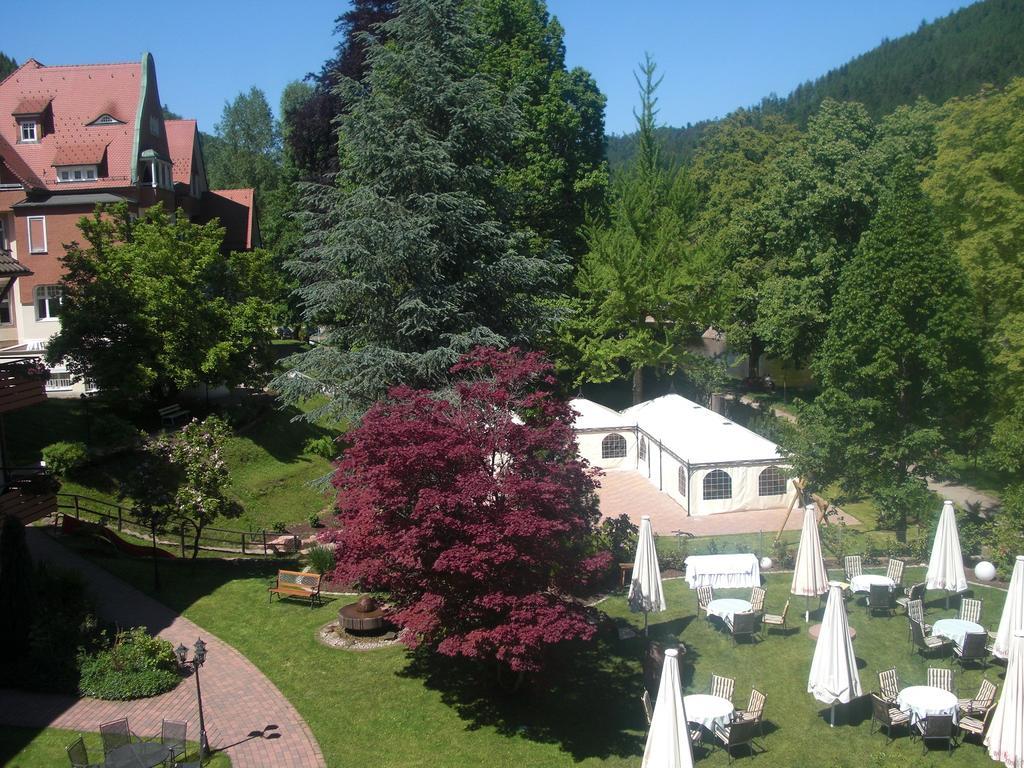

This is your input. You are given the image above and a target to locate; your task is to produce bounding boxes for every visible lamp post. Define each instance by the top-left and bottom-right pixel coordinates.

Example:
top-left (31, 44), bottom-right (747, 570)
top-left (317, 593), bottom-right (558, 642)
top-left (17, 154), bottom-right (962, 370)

top-left (176, 638), bottom-right (209, 761)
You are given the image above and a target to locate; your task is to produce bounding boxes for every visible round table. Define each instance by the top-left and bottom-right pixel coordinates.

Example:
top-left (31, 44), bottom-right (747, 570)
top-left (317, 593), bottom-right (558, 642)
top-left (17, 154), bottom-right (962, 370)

top-left (684, 694), bottom-right (735, 731)
top-left (104, 742), bottom-right (173, 768)
top-left (932, 618), bottom-right (984, 648)
top-left (807, 623), bottom-right (857, 641)
top-left (706, 598), bottom-right (752, 624)
top-left (849, 574), bottom-right (895, 593)
top-left (897, 685), bottom-right (959, 725)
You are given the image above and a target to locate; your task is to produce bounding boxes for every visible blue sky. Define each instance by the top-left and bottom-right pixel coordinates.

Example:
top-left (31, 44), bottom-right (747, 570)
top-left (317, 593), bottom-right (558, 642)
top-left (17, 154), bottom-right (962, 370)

top-left (4, 1), bottom-right (973, 136)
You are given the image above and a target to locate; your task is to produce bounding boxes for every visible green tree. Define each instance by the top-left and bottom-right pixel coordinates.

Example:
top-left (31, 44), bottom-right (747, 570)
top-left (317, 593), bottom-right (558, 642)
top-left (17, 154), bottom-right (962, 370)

top-left (790, 162), bottom-right (983, 539)
top-left (559, 56), bottom-right (703, 403)
top-left (47, 204), bottom-right (278, 398)
top-left (0, 52), bottom-right (16, 80)
top-left (276, 0), bottom-right (565, 419)
top-left (708, 100), bottom-right (878, 376)
top-left (205, 87), bottom-right (281, 204)
top-left (477, 0), bottom-right (607, 261)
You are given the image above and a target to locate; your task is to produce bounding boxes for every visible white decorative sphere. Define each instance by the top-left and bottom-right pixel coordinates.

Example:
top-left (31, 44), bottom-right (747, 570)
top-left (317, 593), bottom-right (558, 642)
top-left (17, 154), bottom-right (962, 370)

top-left (974, 561), bottom-right (996, 582)
top-left (760, 557), bottom-right (773, 570)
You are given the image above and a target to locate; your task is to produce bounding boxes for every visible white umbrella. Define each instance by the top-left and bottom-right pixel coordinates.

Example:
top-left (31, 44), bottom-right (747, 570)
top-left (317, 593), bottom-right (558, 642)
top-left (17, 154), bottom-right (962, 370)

top-left (791, 504), bottom-right (829, 622)
top-left (925, 499), bottom-right (968, 607)
top-left (986, 630), bottom-right (1024, 768)
top-left (808, 584), bottom-right (862, 727)
top-left (994, 556), bottom-right (1024, 660)
top-left (642, 647), bottom-right (695, 768)
top-left (629, 515), bottom-right (667, 635)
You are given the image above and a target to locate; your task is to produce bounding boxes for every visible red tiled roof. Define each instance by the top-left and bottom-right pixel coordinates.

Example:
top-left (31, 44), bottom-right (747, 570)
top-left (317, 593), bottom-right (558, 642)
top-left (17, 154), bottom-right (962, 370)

top-left (0, 134), bottom-right (44, 188)
top-left (0, 59), bottom-right (140, 189)
top-left (165, 119), bottom-right (196, 185)
top-left (12, 96), bottom-right (52, 116)
top-left (51, 141), bottom-right (108, 166)
top-left (201, 189), bottom-right (256, 251)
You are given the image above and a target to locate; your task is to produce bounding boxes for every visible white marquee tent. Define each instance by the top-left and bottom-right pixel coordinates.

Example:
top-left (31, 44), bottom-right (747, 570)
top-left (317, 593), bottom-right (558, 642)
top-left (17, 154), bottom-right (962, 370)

top-left (571, 394), bottom-right (798, 517)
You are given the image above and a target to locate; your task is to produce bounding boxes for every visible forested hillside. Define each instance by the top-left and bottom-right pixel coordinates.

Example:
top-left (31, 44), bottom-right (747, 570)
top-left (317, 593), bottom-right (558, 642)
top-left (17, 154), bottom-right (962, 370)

top-left (608, 0), bottom-right (1024, 170)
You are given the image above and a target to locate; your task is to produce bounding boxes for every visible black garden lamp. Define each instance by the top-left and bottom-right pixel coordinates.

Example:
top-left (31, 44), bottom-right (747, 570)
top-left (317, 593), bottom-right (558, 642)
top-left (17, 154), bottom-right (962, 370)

top-left (176, 638), bottom-right (210, 761)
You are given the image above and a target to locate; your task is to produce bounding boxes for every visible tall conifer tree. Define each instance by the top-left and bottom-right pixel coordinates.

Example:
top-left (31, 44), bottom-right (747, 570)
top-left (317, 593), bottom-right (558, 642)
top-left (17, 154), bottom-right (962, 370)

top-left (277, 0), bottom-right (564, 419)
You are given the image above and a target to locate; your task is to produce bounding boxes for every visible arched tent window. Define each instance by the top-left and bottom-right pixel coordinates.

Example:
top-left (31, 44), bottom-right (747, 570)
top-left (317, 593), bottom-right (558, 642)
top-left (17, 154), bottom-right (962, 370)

top-left (758, 465), bottom-right (788, 496)
top-left (639, 437), bottom-right (647, 461)
top-left (601, 433), bottom-right (627, 459)
top-left (703, 470), bottom-right (732, 500)
top-left (677, 466), bottom-right (687, 496)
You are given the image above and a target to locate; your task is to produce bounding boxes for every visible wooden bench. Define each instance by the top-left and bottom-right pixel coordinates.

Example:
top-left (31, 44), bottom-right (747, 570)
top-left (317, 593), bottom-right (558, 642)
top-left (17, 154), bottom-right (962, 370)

top-left (158, 404), bottom-right (191, 426)
top-left (268, 569), bottom-right (322, 608)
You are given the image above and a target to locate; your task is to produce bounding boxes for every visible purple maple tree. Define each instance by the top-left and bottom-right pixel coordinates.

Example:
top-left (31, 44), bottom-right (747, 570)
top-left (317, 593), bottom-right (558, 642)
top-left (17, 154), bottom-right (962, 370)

top-left (322, 346), bottom-right (609, 674)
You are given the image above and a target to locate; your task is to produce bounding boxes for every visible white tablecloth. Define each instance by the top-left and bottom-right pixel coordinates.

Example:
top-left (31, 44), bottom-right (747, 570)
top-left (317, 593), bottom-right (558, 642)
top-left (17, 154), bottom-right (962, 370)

top-left (897, 685), bottom-right (958, 725)
top-left (706, 598), bottom-right (752, 624)
top-left (932, 618), bottom-right (984, 649)
top-left (849, 574), bottom-right (895, 593)
top-left (683, 694), bottom-right (735, 731)
top-left (685, 554), bottom-right (760, 588)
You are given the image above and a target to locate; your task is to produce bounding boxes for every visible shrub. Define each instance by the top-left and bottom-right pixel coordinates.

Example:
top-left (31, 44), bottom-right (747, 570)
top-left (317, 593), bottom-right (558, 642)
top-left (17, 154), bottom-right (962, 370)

top-left (308, 511), bottom-right (322, 529)
top-left (271, 520), bottom-right (288, 534)
top-left (306, 544), bottom-right (336, 575)
top-left (41, 441), bottom-right (88, 478)
top-left (78, 627), bottom-right (179, 700)
top-left (594, 514), bottom-right (638, 564)
top-left (92, 415), bottom-right (141, 449)
top-left (771, 538), bottom-right (793, 568)
top-left (304, 435), bottom-right (337, 460)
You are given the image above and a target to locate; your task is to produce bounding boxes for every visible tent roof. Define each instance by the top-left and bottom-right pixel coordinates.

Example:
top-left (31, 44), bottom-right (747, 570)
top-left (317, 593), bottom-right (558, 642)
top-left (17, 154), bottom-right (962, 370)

top-left (624, 394), bottom-right (785, 465)
top-left (570, 397), bottom-right (631, 430)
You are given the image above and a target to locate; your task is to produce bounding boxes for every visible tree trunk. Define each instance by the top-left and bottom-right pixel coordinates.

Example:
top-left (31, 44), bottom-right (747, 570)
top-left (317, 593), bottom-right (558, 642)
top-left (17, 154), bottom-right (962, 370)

top-left (632, 366), bottom-right (644, 405)
top-left (191, 525), bottom-right (203, 559)
top-left (748, 337), bottom-right (764, 380)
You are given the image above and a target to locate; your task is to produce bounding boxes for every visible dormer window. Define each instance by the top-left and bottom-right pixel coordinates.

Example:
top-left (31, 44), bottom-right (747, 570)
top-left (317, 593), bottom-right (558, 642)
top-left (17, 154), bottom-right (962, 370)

top-left (19, 120), bottom-right (38, 143)
top-left (89, 113), bottom-right (123, 126)
top-left (57, 165), bottom-right (98, 183)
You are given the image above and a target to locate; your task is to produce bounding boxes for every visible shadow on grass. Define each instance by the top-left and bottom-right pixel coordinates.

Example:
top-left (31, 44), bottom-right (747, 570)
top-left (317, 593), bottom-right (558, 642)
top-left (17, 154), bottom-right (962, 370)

top-left (397, 636), bottom-right (646, 762)
top-left (234, 403), bottom-right (339, 466)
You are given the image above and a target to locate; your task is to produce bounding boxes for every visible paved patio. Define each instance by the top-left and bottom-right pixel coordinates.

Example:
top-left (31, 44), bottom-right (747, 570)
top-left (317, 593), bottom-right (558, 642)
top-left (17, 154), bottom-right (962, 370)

top-left (0, 529), bottom-right (326, 768)
top-left (596, 470), bottom-right (858, 536)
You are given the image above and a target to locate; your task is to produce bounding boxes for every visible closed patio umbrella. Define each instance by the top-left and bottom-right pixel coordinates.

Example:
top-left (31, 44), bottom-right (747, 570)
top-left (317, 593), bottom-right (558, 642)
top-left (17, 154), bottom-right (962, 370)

top-left (808, 584), bottom-right (862, 727)
top-left (630, 515), bottom-right (667, 635)
top-left (791, 504), bottom-right (829, 622)
top-left (925, 500), bottom-right (968, 608)
top-left (993, 556), bottom-right (1024, 661)
top-left (642, 647), bottom-right (695, 768)
top-left (986, 630), bottom-right (1024, 768)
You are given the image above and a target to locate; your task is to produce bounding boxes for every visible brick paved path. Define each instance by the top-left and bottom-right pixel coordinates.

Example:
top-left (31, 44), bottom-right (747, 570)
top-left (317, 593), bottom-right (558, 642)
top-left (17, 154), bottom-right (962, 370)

top-left (597, 470), bottom-right (858, 536)
top-left (0, 530), bottom-right (326, 768)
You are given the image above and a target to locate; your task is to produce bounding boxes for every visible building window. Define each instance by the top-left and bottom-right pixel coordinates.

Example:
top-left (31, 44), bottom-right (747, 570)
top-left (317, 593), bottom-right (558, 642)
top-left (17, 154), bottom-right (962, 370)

top-left (758, 466), bottom-right (788, 496)
top-left (0, 297), bottom-right (10, 325)
top-left (677, 466), bottom-right (687, 497)
top-left (19, 121), bottom-right (38, 143)
top-left (45, 365), bottom-right (72, 392)
top-left (27, 216), bottom-right (47, 253)
top-left (57, 165), bottom-right (98, 183)
top-left (639, 437), bottom-right (647, 461)
top-left (149, 115), bottom-right (161, 137)
top-left (703, 469), bottom-right (732, 501)
top-left (0, 217), bottom-right (7, 250)
top-left (90, 114), bottom-right (122, 126)
top-left (601, 433), bottom-right (627, 459)
top-left (35, 284), bottom-right (62, 320)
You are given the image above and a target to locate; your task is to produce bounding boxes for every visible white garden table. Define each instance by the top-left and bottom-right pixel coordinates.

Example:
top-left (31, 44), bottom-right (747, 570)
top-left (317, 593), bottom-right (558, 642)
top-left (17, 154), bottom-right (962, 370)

top-left (932, 618), bottom-right (984, 649)
top-left (683, 694), bottom-right (735, 732)
top-left (897, 685), bottom-right (958, 725)
top-left (684, 554), bottom-right (760, 589)
top-left (705, 598), bottom-right (752, 625)
top-left (849, 574), bottom-right (895, 593)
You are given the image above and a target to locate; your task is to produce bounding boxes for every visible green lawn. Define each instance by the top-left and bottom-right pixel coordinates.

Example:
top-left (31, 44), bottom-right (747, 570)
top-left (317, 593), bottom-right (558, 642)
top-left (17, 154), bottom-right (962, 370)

top-left (66, 543), bottom-right (1009, 768)
top-left (0, 726), bottom-right (231, 767)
